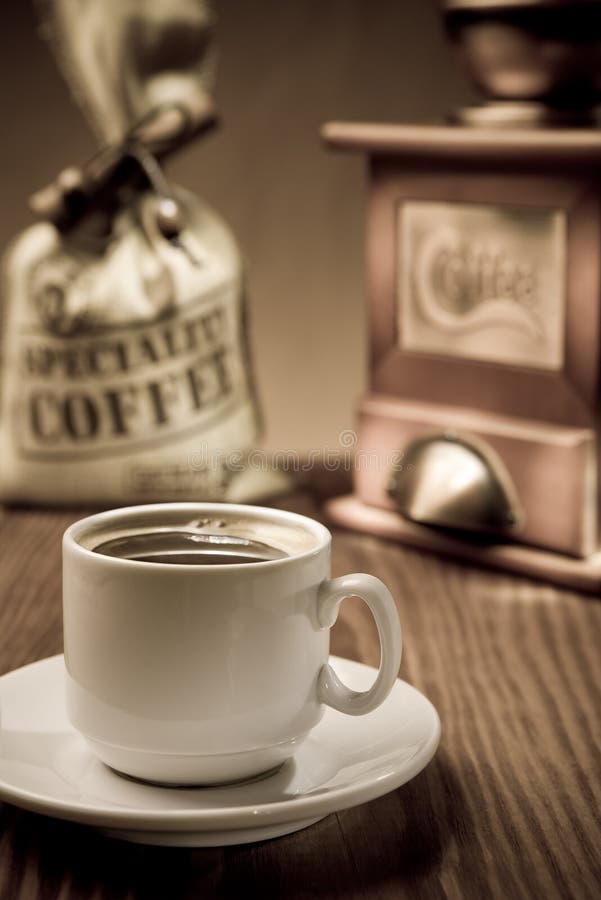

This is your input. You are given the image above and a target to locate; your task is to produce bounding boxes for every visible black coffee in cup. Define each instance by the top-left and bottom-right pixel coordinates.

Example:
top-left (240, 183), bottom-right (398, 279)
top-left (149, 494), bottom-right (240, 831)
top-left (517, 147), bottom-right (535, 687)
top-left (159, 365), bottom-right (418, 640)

top-left (93, 531), bottom-right (288, 565)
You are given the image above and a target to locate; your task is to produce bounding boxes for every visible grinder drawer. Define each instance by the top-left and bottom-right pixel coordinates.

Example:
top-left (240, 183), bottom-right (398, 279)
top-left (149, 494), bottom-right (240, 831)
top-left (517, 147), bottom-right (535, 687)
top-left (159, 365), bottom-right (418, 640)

top-left (356, 395), bottom-right (595, 558)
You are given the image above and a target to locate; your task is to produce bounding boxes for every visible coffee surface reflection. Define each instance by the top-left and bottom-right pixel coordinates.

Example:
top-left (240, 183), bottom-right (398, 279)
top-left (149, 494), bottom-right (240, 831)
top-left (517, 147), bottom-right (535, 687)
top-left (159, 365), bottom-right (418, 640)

top-left (93, 531), bottom-right (288, 565)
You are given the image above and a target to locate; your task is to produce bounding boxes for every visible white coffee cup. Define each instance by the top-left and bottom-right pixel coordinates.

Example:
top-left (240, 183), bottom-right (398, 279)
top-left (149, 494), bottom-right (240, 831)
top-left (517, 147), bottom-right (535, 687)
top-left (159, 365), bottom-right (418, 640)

top-left (63, 503), bottom-right (402, 785)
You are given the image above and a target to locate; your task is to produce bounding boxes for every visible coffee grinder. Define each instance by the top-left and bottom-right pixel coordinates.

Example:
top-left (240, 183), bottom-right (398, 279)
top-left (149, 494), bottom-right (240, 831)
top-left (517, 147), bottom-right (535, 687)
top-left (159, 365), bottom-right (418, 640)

top-left (324, 0), bottom-right (601, 592)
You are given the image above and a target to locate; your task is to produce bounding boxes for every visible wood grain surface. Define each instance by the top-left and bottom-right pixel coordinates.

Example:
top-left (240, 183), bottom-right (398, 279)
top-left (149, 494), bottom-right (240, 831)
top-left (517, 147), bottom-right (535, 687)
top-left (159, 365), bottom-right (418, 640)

top-left (0, 494), bottom-right (600, 900)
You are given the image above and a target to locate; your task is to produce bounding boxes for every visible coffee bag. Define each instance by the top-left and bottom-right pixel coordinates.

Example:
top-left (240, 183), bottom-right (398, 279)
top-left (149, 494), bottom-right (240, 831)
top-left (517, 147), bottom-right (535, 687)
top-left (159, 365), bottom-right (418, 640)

top-left (0, 0), bottom-right (265, 504)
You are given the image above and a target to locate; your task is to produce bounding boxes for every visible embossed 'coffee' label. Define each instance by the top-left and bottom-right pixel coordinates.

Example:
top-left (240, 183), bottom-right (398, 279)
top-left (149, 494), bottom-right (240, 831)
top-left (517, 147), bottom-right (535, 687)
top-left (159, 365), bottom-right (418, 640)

top-left (399, 200), bottom-right (566, 370)
top-left (14, 283), bottom-right (246, 460)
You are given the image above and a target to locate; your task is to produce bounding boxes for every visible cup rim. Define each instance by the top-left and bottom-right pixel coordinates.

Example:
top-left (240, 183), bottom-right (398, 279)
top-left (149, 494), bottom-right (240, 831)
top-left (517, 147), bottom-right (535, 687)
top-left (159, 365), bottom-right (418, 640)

top-left (63, 502), bottom-right (331, 571)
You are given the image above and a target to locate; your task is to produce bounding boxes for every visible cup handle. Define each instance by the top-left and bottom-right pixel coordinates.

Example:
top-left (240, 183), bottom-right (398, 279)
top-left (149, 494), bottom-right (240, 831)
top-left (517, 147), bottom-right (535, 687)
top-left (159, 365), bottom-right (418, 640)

top-left (316, 573), bottom-right (402, 715)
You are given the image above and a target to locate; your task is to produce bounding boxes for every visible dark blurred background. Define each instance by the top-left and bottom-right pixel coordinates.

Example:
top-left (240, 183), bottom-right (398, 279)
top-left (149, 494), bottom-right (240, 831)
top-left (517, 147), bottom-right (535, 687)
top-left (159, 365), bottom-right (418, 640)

top-left (0, 0), bottom-right (472, 452)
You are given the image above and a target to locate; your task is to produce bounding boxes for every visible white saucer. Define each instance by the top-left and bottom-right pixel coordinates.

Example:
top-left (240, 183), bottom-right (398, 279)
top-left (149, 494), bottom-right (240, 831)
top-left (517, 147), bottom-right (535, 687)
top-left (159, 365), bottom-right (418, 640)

top-left (0, 655), bottom-right (440, 846)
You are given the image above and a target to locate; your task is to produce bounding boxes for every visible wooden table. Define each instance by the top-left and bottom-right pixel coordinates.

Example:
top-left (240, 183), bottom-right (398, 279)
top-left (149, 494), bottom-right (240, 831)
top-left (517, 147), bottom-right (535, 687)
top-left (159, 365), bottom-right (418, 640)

top-left (1, 494), bottom-right (600, 899)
